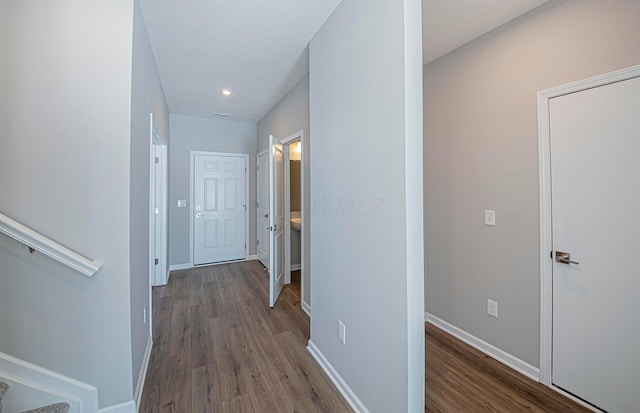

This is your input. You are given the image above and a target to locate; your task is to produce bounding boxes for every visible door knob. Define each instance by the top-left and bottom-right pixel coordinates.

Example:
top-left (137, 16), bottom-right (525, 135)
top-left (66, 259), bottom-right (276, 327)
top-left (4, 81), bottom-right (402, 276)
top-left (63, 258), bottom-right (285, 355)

top-left (196, 213), bottom-right (203, 219)
top-left (555, 251), bottom-right (579, 265)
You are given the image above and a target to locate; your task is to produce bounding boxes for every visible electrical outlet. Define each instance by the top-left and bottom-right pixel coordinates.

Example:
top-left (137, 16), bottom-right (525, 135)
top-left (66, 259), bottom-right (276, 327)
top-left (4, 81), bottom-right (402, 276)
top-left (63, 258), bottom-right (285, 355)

top-left (338, 321), bottom-right (346, 344)
top-left (144, 304), bottom-right (148, 324)
top-left (487, 299), bottom-right (498, 318)
top-left (485, 210), bottom-right (496, 226)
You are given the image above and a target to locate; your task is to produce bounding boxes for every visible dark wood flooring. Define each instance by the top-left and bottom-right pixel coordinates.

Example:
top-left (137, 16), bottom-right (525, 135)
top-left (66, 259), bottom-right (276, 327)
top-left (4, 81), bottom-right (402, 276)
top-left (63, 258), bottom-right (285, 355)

top-left (139, 261), bottom-right (350, 412)
top-left (140, 260), bottom-right (592, 413)
top-left (426, 323), bottom-right (591, 412)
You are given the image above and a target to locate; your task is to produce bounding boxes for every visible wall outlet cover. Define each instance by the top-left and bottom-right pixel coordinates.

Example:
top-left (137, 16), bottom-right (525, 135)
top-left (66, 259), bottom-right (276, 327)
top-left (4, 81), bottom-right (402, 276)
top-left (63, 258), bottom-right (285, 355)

top-left (487, 299), bottom-right (498, 318)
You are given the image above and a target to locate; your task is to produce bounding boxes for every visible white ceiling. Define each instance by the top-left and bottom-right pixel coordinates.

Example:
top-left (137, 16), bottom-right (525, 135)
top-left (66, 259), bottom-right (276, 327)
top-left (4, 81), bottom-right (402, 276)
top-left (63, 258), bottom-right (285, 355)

top-left (140, 0), bottom-right (549, 122)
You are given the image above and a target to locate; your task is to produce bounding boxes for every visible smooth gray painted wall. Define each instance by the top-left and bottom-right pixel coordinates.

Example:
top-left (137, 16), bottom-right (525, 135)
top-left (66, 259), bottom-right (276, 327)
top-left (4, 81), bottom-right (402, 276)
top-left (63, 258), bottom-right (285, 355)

top-left (130, 0), bottom-right (170, 396)
top-left (257, 74), bottom-right (311, 309)
top-left (0, 0), bottom-right (135, 407)
top-left (309, 0), bottom-right (424, 410)
top-left (423, 0), bottom-right (640, 368)
top-left (169, 115), bottom-right (257, 265)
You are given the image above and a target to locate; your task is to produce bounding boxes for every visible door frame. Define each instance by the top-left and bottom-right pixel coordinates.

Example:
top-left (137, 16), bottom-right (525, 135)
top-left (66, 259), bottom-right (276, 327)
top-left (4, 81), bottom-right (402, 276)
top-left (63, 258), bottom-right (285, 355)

top-left (189, 151), bottom-right (250, 267)
top-left (281, 130), bottom-right (307, 314)
top-left (257, 148), bottom-right (270, 268)
top-left (537, 64), bottom-right (640, 395)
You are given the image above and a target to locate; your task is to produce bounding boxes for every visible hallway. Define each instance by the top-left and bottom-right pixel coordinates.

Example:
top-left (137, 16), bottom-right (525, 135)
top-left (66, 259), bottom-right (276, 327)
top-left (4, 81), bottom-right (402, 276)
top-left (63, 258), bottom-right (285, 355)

top-left (141, 261), bottom-right (591, 412)
top-left (139, 261), bottom-right (350, 412)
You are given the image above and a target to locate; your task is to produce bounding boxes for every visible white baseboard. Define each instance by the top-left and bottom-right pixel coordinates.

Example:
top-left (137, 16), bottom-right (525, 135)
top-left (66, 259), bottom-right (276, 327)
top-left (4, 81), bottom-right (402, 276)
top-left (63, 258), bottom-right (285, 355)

top-left (307, 340), bottom-right (368, 413)
top-left (169, 263), bottom-right (190, 272)
top-left (290, 264), bottom-right (301, 271)
top-left (301, 300), bottom-right (311, 317)
top-left (98, 400), bottom-right (136, 413)
top-left (425, 313), bottom-right (539, 381)
top-left (247, 254), bottom-right (258, 260)
top-left (0, 352), bottom-right (98, 413)
top-left (133, 336), bottom-right (153, 409)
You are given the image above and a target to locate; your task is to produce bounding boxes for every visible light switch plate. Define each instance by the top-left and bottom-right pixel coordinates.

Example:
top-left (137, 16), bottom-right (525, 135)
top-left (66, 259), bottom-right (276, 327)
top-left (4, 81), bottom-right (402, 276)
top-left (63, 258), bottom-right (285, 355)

top-left (485, 210), bottom-right (496, 226)
top-left (178, 200), bottom-right (187, 208)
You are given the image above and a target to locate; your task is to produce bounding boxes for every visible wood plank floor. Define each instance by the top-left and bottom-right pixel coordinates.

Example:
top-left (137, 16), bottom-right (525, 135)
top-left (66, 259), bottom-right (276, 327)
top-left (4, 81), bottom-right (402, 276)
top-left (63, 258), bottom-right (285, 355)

top-left (139, 261), bottom-right (351, 412)
top-left (426, 324), bottom-right (592, 413)
top-left (141, 260), bottom-right (592, 412)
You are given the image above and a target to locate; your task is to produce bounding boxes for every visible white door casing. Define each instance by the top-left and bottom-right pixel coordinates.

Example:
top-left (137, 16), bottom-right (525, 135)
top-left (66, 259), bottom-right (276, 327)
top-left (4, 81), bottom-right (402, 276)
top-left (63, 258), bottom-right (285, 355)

top-left (192, 153), bottom-right (247, 266)
top-left (257, 149), bottom-right (270, 269)
top-left (538, 65), bottom-right (640, 412)
top-left (269, 135), bottom-right (285, 307)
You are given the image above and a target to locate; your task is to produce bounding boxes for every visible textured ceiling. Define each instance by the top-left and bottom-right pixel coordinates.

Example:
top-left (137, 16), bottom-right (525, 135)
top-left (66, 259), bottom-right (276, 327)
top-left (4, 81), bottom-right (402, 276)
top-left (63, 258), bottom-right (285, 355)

top-left (139, 0), bottom-right (342, 122)
top-left (422, 0), bottom-right (549, 65)
top-left (140, 0), bottom-right (549, 122)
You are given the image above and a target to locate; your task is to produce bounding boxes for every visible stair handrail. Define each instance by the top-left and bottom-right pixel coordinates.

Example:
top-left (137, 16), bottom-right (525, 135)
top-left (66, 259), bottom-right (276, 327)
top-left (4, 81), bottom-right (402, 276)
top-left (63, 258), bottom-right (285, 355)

top-left (0, 212), bottom-right (102, 277)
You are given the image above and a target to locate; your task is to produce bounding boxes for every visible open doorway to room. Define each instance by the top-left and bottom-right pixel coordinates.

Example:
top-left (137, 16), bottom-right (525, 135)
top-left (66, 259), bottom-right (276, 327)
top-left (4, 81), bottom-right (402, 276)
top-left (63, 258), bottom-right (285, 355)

top-left (281, 131), bottom-right (308, 315)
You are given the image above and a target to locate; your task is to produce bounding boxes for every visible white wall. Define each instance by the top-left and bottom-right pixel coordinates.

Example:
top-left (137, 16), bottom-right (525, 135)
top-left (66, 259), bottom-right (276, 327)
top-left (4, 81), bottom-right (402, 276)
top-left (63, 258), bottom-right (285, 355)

top-left (309, 0), bottom-right (424, 411)
top-left (169, 115), bottom-right (257, 265)
top-left (0, 0), bottom-right (135, 407)
top-left (129, 0), bottom-right (170, 398)
top-left (257, 74), bottom-right (311, 309)
top-left (423, 0), bottom-right (640, 367)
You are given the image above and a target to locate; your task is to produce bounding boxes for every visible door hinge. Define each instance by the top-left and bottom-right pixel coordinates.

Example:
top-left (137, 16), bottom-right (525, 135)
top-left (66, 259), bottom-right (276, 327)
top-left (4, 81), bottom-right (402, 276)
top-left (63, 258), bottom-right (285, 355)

top-left (155, 157), bottom-right (159, 164)
top-left (154, 258), bottom-right (159, 265)
top-left (550, 250), bottom-right (553, 259)
top-left (257, 239), bottom-right (259, 245)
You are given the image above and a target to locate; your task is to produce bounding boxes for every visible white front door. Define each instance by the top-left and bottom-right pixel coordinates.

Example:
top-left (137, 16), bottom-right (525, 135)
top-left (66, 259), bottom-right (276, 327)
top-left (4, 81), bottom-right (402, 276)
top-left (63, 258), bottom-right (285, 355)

top-left (193, 153), bottom-right (246, 265)
top-left (550, 75), bottom-right (640, 412)
top-left (257, 150), bottom-right (270, 269)
top-left (269, 135), bottom-right (285, 307)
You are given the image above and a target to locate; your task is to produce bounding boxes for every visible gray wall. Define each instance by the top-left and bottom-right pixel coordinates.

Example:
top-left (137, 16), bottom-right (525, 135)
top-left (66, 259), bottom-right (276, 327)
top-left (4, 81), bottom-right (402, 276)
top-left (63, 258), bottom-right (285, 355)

top-left (169, 115), bottom-right (257, 265)
top-left (0, 0), bottom-right (135, 407)
top-left (309, 0), bottom-right (424, 411)
top-left (130, 0), bottom-right (170, 396)
top-left (423, 0), bottom-right (640, 368)
top-left (257, 74), bottom-right (311, 309)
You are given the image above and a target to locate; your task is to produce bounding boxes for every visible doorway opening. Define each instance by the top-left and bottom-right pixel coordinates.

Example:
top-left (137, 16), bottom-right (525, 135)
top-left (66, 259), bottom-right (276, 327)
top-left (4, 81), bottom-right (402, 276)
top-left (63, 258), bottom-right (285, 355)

top-left (281, 131), bottom-right (308, 315)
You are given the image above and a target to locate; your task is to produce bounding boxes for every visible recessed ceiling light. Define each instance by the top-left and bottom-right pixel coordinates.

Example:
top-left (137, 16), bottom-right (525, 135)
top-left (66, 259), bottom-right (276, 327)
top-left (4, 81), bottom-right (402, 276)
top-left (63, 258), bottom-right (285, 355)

top-left (221, 89), bottom-right (232, 96)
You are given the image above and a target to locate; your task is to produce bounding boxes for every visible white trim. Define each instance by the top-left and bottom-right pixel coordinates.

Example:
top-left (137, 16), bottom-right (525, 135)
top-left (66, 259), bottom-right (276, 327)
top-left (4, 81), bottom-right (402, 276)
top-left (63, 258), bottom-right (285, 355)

top-left (133, 336), bottom-right (153, 410)
top-left (0, 213), bottom-right (103, 277)
top-left (404, 0), bottom-right (425, 409)
top-left (247, 254), bottom-right (258, 261)
top-left (284, 143), bottom-right (292, 285)
top-left (0, 352), bottom-right (98, 412)
top-left (425, 313), bottom-right (540, 381)
top-left (290, 264), bottom-right (301, 271)
top-left (169, 263), bottom-right (191, 272)
top-left (307, 340), bottom-right (368, 413)
top-left (537, 64), bottom-right (640, 387)
top-left (301, 300), bottom-right (311, 317)
top-left (189, 151), bottom-right (250, 267)
top-left (98, 401), bottom-right (136, 413)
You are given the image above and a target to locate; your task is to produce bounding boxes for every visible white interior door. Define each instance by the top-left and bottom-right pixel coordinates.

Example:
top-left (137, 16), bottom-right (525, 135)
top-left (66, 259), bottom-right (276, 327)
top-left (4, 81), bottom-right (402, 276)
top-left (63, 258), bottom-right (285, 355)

top-left (193, 153), bottom-right (246, 265)
top-left (257, 150), bottom-right (270, 268)
top-left (153, 144), bottom-right (163, 284)
top-left (269, 135), bottom-right (285, 307)
top-left (550, 75), bottom-right (640, 412)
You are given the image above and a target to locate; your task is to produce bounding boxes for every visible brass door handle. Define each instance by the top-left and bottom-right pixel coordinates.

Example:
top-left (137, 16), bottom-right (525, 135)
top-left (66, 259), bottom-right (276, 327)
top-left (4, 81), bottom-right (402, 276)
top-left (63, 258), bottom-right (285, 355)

top-left (555, 251), bottom-right (579, 265)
